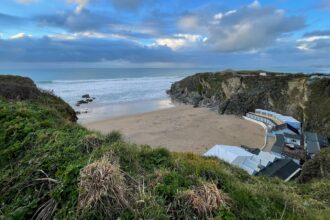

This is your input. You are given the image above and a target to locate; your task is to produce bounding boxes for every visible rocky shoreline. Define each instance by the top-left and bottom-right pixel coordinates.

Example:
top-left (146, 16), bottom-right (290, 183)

top-left (75, 94), bottom-right (96, 115)
top-left (167, 70), bottom-right (330, 138)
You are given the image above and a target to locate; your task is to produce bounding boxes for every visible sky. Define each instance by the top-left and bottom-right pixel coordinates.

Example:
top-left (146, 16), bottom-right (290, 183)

top-left (0, 0), bottom-right (330, 71)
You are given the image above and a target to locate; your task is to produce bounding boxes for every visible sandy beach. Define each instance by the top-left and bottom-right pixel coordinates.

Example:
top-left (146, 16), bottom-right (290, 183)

top-left (84, 105), bottom-right (265, 154)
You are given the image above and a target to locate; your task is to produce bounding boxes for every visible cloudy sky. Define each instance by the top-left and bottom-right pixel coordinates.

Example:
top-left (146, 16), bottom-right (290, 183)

top-left (0, 0), bottom-right (330, 71)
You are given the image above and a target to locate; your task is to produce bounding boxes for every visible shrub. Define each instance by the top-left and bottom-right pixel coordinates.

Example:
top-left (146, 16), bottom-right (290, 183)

top-left (139, 147), bottom-right (172, 170)
top-left (105, 131), bottom-right (123, 144)
top-left (155, 171), bottom-right (197, 200)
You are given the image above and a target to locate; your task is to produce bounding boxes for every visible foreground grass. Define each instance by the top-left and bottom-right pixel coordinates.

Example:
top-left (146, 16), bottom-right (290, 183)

top-left (0, 98), bottom-right (330, 219)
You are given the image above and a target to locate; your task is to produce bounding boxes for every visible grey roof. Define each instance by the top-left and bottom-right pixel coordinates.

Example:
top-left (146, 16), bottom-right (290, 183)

top-left (306, 140), bottom-right (319, 154)
top-left (284, 132), bottom-right (301, 140)
top-left (256, 159), bottom-right (301, 181)
top-left (272, 134), bottom-right (285, 154)
top-left (273, 124), bottom-right (300, 135)
top-left (304, 132), bottom-right (318, 142)
top-left (304, 132), bottom-right (329, 154)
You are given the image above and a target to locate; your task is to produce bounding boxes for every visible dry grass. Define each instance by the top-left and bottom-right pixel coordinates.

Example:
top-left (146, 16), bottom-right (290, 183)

top-left (32, 199), bottom-right (57, 220)
top-left (77, 157), bottom-right (131, 218)
top-left (173, 183), bottom-right (228, 219)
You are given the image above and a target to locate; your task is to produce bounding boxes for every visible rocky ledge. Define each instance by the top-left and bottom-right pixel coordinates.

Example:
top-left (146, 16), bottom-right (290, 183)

top-left (168, 70), bottom-right (330, 138)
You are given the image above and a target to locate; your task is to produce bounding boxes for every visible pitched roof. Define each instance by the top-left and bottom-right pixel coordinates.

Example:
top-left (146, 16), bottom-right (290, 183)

top-left (256, 159), bottom-right (301, 181)
top-left (304, 132), bottom-right (322, 154)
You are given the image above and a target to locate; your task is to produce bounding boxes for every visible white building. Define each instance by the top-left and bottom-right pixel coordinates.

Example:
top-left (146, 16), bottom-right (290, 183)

top-left (255, 109), bottom-right (301, 131)
top-left (204, 145), bottom-right (279, 175)
top-left (204, 145), bottom-right (300, 181)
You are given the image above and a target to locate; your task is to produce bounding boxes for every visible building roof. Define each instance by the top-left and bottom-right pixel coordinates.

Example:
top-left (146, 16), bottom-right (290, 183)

top-left (304, 132), bottom-right (329, 154)
top-left (240, 145), bottom-right (261, 155)
top-left (272, 134), bottom-right (285, 154)
top-left (255, 109), bottom-right (301, 129)
top-left (305, 132), bottom-right (318, 142)
top-left (256, 159), bottom-right (301, 181)
top-left (205, 145), bottom-right (282, 175)
top-left (284, 132), bottom-right (301, 140)
top-left (272, 124), bottom-right (300, 135)
top-left (204, 145), bottom-right (252, 164)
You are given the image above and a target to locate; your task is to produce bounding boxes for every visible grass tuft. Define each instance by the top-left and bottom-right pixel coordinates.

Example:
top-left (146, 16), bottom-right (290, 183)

top-left (77, 157), bottom-right (132, 218)
top-left (172, 183), bottom-right (228, 219)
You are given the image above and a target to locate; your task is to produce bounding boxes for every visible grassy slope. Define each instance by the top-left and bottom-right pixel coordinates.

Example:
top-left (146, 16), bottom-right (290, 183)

top-left (1, 79), bottom-right (330, 219)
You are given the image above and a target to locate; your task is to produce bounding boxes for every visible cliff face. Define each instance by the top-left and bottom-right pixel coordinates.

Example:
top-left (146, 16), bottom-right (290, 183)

top-left (168, 70), bottom-right (330, 137)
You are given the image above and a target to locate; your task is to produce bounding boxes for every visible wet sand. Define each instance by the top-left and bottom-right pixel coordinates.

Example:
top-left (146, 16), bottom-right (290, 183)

top-left (84, 105), bottom-right (265, 154)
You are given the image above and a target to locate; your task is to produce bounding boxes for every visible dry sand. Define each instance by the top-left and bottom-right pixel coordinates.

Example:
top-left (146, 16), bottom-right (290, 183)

top-left (84, 105), bottom-right (265, 154)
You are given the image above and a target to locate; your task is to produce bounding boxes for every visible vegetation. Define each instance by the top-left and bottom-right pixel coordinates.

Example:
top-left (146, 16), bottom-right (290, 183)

top-left (299, 149), bottom-right (330, 183)
top-left (1, 75), bottom-right (330, 219)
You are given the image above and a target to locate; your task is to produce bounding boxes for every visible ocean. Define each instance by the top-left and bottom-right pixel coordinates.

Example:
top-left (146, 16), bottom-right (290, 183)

top-left (0, 68), bottom-right (219, 122)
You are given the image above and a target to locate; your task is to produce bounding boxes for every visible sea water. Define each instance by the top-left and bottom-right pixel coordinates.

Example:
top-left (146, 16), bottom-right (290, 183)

top-left (0, 68), bottom-right (218, 122)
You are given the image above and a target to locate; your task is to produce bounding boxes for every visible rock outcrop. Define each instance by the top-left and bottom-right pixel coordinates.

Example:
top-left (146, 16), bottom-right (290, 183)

top-left (168, 70), bottom-right (330, 138)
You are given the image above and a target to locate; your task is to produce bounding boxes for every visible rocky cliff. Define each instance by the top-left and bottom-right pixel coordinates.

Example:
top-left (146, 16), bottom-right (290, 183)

top-left (168, 70), bottom-right (330, 138)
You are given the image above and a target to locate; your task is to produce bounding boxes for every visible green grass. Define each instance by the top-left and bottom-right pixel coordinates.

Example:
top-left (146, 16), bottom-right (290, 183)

top-left (0, 94), bottom-right (330, 219)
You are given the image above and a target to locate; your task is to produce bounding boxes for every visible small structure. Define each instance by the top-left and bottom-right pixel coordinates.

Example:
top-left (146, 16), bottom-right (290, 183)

top-left (254, 109), bottom-right (301, 132)
top-left (304, 132), bottom-right (330, 158)
top-left (256, 159), bottom-right (301, 182)
top-left (259, 72), bottom-right (267, 76)
top-left (204, 145), bottom-right (279, 175)
top-left (204, 144), bottom-right (300, 181)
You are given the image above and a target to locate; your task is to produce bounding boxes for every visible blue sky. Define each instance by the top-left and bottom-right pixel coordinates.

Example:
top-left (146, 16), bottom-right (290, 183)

top-left (0, 0), bottom-right (330, 71)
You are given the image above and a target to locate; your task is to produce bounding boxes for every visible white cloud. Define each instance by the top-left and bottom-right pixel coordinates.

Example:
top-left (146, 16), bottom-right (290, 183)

top-left (213, 10), bottom-right (237, 24)
top-left (225, 10), bottom-right (237, 16)
top-left (152, 34), bottom-right (203, 50)
top-left (178, 15), bottom-right (199, 30)
top-left (10, 33), bottom-right (32, 40)
top-left (48, 31), bottom-right (131, 41)
top-left (67, 0), bottom-right (90, 13)
top-left (205, 1), bottom-right (305, 52)
top-left (248, 0), bottom-right (261, 9)
top-left (297, 34), bottom-right (330, 51)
